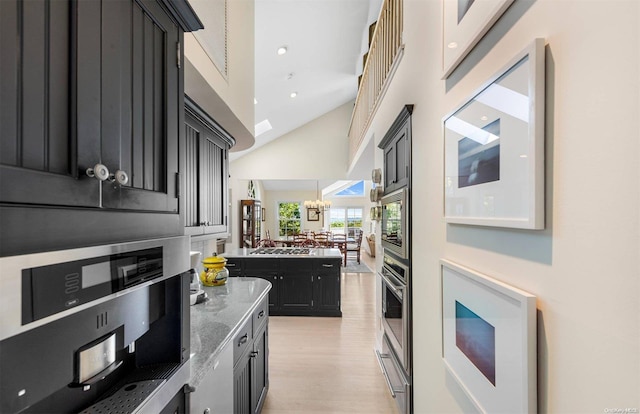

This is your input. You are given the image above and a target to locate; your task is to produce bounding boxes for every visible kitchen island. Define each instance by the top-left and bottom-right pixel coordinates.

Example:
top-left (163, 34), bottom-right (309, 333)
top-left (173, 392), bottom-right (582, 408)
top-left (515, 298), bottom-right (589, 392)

top-left (190, 277), bottom-right (271, 414)
top-left (223, 247), bottom-right (343, 316)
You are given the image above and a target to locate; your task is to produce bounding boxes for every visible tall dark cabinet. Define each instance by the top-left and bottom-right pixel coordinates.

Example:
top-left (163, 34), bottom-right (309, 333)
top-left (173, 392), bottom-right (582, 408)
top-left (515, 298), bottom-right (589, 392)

top-left (240, 200), bottom-right (262, 248)
top-left (183, 97), bottom-right (234, 237)
top-left (380, 105), bottom-right (413, 195)
top-left (0, 0), bottom-right (202, 256)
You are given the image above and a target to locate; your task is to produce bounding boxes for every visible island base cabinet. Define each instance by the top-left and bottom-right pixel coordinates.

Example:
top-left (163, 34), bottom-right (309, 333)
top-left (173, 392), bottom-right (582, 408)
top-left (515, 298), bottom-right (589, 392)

top-left (190, 343), bottom-right (233, 414)
top-left (235, 257), bottom-right (342, 317)
top-left (234, 324), bottom-right (269, 414)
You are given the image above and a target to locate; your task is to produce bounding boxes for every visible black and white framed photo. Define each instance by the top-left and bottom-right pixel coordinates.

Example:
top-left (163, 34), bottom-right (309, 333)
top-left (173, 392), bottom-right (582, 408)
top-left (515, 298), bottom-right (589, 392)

top-left (442, 0), bottom-right (515, 78)
top-left (307, 208), bottom-right (320, 222)
top-left (441, 260), bottom-right (537, 413)
top-left (443, 38), bottom-right (545, 229)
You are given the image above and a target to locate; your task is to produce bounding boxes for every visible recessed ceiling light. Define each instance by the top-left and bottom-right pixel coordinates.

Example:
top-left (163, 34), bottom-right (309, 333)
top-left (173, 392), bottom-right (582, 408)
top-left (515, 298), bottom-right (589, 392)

top-left (254, 98), bottom-right (257, 105)
top-left (290, 92), bottom-right (298, 98)
top-left (480, 115), bottom-right (488, 121)
top-left (277, 46), bottom-right (287, 55)
top-left (520, 154), bottom-right (528, 158)
top-left (448, 42), bottom-right (458, 49)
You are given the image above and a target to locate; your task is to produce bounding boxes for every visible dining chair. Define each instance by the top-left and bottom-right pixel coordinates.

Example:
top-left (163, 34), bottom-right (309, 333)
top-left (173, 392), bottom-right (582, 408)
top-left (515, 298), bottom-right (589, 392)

top-left (346, 230), bottom-right (363, 264)
top-left (257, 238), bottom-right (277, 248)
top-left (293, 233), bottom-right (309, 246)
top-left (331, 233), bottom-right (347, 265)
top-left (313, 232), bottom-right (330, 247)
top-left (299, 239), bottom-right (321, 248)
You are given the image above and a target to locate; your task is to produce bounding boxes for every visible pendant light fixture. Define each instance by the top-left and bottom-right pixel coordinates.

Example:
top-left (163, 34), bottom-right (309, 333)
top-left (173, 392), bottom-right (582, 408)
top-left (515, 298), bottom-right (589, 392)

top-left (304, 181), bottom-right (331, 212)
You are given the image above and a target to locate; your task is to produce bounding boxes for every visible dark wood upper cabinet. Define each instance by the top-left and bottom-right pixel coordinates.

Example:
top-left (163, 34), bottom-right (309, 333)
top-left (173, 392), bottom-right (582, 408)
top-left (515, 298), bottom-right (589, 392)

top-left (183, 97), bottom-right (234, 237)
top-left (379, 105), bottom-right (413, 195)
top-left (1, 0), bottom-right (180, 212)
top-left (0, 0), bottom-right (201, 256)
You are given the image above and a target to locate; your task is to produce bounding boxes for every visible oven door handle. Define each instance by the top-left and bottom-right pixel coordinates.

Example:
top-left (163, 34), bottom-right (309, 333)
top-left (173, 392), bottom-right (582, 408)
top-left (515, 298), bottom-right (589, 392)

top-left (380, 271), bottom-right (404, 297)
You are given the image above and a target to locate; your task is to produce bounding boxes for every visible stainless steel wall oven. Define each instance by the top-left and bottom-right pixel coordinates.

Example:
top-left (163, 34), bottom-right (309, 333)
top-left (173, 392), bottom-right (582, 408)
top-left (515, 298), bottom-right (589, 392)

top-left (377, 253), bottom-right (411, 414)
top-left (380, 188), bottom-right (409, 260)
top-left (0, 236), bottom-right (190, 414)
top-left (380, 254), bottom-right (411, 374)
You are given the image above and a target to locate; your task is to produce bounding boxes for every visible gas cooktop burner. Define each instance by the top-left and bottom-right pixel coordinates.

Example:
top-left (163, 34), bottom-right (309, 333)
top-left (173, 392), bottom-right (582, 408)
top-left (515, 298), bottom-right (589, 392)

top-left (250, 248), bottom-right (312, 255)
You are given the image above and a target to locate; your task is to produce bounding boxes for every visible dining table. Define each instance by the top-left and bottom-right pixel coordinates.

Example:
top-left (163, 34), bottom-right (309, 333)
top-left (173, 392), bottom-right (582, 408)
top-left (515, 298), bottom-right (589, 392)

top-left (327, 236), bottom-right (355, 265)
top-left (272, 236), bottom-right (295, 246)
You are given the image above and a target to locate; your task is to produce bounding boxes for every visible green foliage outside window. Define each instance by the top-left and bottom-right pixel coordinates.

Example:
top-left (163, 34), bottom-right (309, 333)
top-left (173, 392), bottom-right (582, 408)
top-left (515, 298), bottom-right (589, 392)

top-left (278, 202), bottom-right (301, 236)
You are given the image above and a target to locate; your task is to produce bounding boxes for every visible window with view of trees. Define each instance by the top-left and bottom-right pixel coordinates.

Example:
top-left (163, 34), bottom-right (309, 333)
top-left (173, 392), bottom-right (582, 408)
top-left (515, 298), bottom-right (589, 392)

top-left (330, 207), bottom-right (363, 237)
top-left (278, 202), bottom-right (301, 236)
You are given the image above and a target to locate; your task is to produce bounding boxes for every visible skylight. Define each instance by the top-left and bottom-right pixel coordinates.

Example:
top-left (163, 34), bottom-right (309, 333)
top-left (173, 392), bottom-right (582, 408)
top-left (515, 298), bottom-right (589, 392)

top-left (254, 119), bottom-right (273, 137)
top-left (335, 181), bottom-right (365, 196)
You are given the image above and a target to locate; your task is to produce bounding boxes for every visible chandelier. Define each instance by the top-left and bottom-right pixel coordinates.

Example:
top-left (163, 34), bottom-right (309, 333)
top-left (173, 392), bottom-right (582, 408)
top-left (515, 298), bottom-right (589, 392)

top-left (304, 181), bottom-right (331, 211)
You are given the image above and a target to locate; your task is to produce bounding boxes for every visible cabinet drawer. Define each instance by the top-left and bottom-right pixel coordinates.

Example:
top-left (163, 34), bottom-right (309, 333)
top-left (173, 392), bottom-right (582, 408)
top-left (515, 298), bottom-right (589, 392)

top-left (252, 297), bottom-right (269, 336)
top-left (225, 258), bottom-right (243, 277)
top-left (245, 259), bottom-right (278, 272)
top-left (233, 318), bottom-right (252, 365)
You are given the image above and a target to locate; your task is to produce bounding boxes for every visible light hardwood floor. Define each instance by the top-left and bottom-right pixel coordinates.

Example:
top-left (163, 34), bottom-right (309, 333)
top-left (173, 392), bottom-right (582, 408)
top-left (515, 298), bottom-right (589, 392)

top-left (261, 252), bottom-right (399, 414)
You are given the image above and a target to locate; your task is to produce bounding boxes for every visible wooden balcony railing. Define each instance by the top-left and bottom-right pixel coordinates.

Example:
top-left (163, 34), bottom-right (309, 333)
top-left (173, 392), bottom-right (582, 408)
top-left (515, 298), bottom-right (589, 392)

top-left (348, 0), bottom-right (404, 165)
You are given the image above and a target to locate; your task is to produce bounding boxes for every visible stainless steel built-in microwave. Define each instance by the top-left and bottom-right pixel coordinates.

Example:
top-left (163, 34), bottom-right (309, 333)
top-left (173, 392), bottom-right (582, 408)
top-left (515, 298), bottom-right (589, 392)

top-left (381, 188), bottom-right (409, 259)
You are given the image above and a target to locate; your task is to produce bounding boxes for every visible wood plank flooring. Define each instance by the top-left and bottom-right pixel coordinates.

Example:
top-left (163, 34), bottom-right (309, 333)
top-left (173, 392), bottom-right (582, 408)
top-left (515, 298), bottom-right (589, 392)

top-left (261, 253), bottom-right (399, 414)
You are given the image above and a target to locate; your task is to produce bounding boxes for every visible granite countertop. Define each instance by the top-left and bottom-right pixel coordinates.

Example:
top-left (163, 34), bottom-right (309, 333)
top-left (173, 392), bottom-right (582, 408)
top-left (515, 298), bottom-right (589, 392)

top-left (189, 277), bottom-right (271, 387)
top-left (223, 247), bottom-right (343, 259)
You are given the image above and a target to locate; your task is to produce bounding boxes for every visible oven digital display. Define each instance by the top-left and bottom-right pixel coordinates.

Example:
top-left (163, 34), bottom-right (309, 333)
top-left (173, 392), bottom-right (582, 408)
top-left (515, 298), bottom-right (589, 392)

top-left (82, 261), bottom-right (111, 289)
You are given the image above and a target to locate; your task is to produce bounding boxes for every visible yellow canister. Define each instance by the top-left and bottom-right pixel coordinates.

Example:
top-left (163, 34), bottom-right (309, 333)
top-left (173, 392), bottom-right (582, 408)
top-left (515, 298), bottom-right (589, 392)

top-left (200, 253), bottom-right (229, 286)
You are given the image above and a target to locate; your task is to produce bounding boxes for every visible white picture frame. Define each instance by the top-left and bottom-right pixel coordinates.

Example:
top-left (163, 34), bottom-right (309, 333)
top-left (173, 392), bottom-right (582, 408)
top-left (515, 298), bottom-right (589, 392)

top-left (443, 38), bottom-right (545, 229)
top-left (442, 0), bottom-right (515, 79)
top-left (441, 259), bottom-right (537, 413)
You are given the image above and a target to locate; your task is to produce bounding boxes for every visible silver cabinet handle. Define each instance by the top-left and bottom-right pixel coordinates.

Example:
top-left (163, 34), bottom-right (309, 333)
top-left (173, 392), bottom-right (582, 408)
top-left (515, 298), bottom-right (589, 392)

top-left (238, 334), bottom-right (248, 346)
top-left (226, 263), bottom-right (236, 267)
top-left (318, 276), bottom-right (322, 280)
top-left (322, 264), bottom-right (334, 268)
top-left (86, 164), bottom-right (110, 181)
top-left (258, 310), bottom-right (265, 318)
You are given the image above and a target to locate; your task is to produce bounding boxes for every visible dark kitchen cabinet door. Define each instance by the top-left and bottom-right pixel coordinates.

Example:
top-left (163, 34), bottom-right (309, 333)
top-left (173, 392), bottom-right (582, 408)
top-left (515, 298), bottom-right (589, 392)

top-left (86, 0), bottom-right (180, 213)
top-left (1, 0), bottom-right (180, 212)
top-left (279, 259), bottom-right (314, 311)
top-left (233, 349), bottom-right (252, 414)
top-left (252, 325), bottom-right (269, 414)
top-left (0, 0), bottom-right (98, 208)
top-left (183, 98), bottom-right (233, 236)
top-left (379, 105), bottom-right (413, 195)
top-left (314, 259), bottom-right (342, 313)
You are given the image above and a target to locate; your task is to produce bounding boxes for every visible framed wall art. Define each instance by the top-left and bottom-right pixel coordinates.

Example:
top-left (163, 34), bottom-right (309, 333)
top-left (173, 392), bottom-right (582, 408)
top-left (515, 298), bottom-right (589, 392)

top-left (307, 208), bottom-right (320, 222)
top-left (443, 38), bottom-right (545, 229)
top-left (441, 259), bottom-right (537, 413)
top-left (442, 0), bottom-right (515, 78)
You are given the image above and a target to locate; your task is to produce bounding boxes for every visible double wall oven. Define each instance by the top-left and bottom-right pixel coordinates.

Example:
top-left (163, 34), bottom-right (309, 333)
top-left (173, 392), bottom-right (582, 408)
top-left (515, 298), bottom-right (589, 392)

top-left (377, 188), bottom-right (412, 414)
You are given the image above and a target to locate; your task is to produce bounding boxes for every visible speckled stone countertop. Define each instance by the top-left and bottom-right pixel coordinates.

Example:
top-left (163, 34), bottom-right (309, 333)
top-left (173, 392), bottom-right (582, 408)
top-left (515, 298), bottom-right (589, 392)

top-left (189, 277), bottom-right (271, 387)
top-left (223, 247), bottom-right (342, 258)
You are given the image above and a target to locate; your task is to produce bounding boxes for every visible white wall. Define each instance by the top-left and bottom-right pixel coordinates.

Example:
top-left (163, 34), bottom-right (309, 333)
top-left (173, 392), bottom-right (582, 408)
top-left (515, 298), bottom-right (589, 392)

top-left (230, 101), bottom-right (354, 180)
top-left (184, 0), bottom-right (255, 150)
top-left (184, 0), bottom-right (254, 132)
top-left (361, 0), bottom-right (639, 412)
